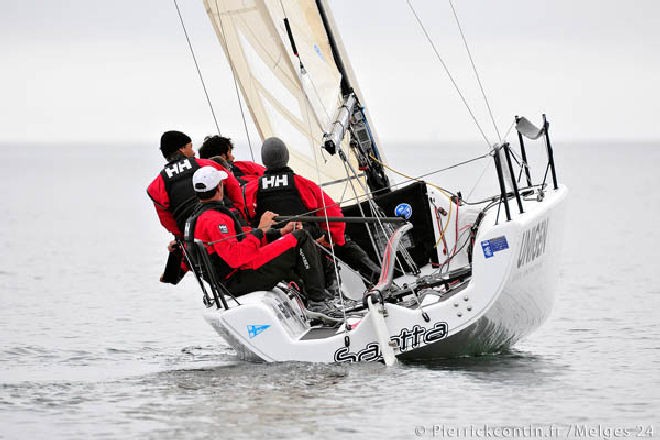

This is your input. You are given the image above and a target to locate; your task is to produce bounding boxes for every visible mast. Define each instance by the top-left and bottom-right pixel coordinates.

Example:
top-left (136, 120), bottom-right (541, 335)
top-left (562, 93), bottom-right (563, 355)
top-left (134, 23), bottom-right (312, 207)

top-left (314, 0), bottom-right (391, 193)
top-left (315, 0), bottom-right (352, 96)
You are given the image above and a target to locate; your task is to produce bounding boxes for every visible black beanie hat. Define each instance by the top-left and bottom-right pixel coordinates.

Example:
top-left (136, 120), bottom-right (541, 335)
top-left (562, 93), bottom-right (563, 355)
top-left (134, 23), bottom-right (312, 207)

top-left (261, 137), bottom-right (289, 169)
top-left (160, 130), bottom-right (191, 159)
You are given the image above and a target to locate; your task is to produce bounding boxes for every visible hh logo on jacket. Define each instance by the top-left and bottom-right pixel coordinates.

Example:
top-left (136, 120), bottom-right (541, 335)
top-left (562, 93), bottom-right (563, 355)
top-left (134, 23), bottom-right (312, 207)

top-left (163, 159), bottom-right (193, 178)
top-left (261, 174), bottom-right (288, 190)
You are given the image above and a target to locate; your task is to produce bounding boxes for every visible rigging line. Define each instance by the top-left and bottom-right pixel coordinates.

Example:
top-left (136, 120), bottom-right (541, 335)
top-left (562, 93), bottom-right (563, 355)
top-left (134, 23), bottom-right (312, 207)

top-left (499, 120), bottom-right (532, 183)
top-left (501, 119), bottom-right (516, 144)
top-left (372, 154), bottom-right (453, 199)
top-left (430, 193), bottom-right (454, 250)
top-left (405, 0), bottom-right (492, 148)
top-left (435, 228), bottom-right (472, 273)
top-left (278, 0), bottom-right (334, 125)
top-left (508, 147), bottom-right (523, 167)
top-left (304, 72), bottom-right (348, 322)
top-left (213, 0), bottom-right (255, 161)
top-left (310, 147), bottom-right (493, 213)
top-left (339, 173), bottom-right (352, 204)
top-left (503, 146), bottom-right (530, 185)
top-left (452, 197), bottom-right (460, 257)
top-left (431, 201), bottom-right (449, 256)
top-left (340, 145), bottom-right (405, 269)
top-left (271, 149), bottom-right (492, 218)
top-left (339, 141), bottom-right (417, 275)
top-left (369, 150), bottom-right (493, 195)
top-left (201, 150), bottom-right (497, 247)
top-left (382, 160), bottom-right (458, 253)
top-left (173, 0), bottom-right (221, 135)
top-left (448, 0), bottom-right (502, 144)
top-left (341, 155), bottom-right (383, 263)
top-left (345, 155), bottom-right (418, 274)
top-left (313, 241), bottom-right (374, 287)
top-left (465, 158), bottom-right (492, 202)
top-left (204, 161), bottom-right (498, 248)
top-left (368, 152), bottom-right (458, 258)
top-left (401, 150), bottom-right (492, 182)
top-left (331, 164), bottom-right (352, 206)
top-left (233, 71), bottom-right (256, 162)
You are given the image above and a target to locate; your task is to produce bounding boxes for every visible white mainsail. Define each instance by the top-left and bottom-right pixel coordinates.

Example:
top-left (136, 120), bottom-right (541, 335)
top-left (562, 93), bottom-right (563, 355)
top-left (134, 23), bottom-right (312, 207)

top-left (203, 0), bottom-right (371, 201)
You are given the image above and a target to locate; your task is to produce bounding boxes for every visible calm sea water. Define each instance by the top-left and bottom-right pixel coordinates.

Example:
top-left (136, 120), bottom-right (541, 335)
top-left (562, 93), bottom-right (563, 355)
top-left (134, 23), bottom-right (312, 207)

top-left (0, 141), bottom-right (658, 439)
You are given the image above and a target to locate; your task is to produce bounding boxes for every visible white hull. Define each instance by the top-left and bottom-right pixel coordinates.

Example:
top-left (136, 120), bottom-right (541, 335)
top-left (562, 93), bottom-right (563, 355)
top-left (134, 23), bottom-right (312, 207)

top-left (202, 185), bottom-right (568, 362)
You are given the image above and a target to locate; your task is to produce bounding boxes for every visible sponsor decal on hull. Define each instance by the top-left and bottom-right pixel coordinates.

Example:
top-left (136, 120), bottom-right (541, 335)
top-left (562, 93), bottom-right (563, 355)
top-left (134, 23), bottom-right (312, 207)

top-left (481, 236), bottom-right (509, 259)
top-left (333, 322), bottom-right (448, 362)
top-left (517, 218), bottom-right (549, 269)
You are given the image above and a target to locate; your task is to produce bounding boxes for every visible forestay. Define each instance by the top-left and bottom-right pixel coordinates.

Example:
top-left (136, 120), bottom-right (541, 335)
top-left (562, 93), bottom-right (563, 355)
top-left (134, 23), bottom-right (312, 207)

top-left (203, 0), bottom-right (371, 201)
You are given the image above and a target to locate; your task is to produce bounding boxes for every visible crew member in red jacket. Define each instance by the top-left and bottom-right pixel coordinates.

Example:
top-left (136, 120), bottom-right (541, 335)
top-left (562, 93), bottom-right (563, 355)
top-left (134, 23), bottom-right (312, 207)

top-left (244, 137), bottom-right (381, 287)
top-left (147, 130), bottom-right (246, 284)
top-left (147, 130), bottom-right (246, 238)
top-left (185, 167), bottom-right (338, 315)
top-left (198, 135), bottom-right (265, 186)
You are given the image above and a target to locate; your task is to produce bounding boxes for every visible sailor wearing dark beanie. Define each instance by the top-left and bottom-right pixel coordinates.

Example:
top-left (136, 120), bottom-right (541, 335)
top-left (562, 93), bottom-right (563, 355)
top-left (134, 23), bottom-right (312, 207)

top-left (245, 136), bottom-right (382, 292)
top-left (261, 137), bottom-right (290, 169)
top-left (160, 130), bottom-right (192, 160)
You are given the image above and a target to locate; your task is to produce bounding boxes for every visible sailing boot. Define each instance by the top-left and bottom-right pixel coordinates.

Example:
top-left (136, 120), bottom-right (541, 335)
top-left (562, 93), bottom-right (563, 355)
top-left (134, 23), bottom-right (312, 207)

top-left (306, 300), bottom-right (344, 319)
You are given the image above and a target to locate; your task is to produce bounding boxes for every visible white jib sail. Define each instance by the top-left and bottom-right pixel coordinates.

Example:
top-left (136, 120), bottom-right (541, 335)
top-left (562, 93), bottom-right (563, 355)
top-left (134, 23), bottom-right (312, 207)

top-left (203, 0), bottom-right (370, 201)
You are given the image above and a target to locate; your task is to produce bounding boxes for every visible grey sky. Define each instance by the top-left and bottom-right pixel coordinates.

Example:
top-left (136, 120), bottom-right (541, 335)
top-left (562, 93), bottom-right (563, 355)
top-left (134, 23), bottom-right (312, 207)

top-left (2, 0), bottom-right (659, 147)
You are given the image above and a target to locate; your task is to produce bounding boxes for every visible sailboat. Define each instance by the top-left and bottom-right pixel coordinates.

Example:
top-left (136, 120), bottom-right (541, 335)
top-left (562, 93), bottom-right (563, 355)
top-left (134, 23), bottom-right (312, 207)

top-left (181, 0), bottom-right (568, 363)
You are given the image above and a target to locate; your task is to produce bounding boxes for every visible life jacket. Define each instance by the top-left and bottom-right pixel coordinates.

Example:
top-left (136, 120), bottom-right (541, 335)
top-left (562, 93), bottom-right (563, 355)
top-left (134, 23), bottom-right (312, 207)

top-left (160, 157), bottom-right (201, 233)
top-left (184, 201), bottom-right (245, 281)
top-left (255, 168), bottom-right (322, 237)
top-left (255, 169), bottom-right (308, 218)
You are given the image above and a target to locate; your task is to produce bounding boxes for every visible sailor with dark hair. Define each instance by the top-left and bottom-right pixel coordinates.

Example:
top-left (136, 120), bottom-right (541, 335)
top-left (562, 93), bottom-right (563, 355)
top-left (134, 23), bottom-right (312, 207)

top-left (244, 137), bottom-right (381, 288)
top-left (147, 130), bottom-right (247, 283)
top-left (199, 135), bottom-right (265, 185)
top-left (185, 167), bottom-right (338, 315)
top-left (147, 130), bottom-right (247, 237)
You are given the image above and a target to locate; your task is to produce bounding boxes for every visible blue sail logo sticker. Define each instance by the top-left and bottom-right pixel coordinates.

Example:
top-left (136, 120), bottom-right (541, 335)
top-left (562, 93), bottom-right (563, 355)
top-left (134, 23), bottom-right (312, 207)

top-left (481, 236), bottom-right (509, 259)
top-left (247, 324), bottom-right (271, 339)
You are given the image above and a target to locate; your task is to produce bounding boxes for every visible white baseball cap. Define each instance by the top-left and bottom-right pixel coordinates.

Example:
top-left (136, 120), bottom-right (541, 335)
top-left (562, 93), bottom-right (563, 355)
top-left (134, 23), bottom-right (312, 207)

top-left (192, 167), bottom-right (228, 192)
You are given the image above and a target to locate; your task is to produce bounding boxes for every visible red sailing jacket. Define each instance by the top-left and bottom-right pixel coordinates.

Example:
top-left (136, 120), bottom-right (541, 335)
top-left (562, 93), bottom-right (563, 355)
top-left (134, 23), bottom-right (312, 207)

top-left (147, 158), bottom-right (246, 237)
top-left (244, 170), bottom-right (346, 246)
top-left (194, 206), bottom-right (296, 276)
top-left (232, 160), bottom-right (266, 185)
